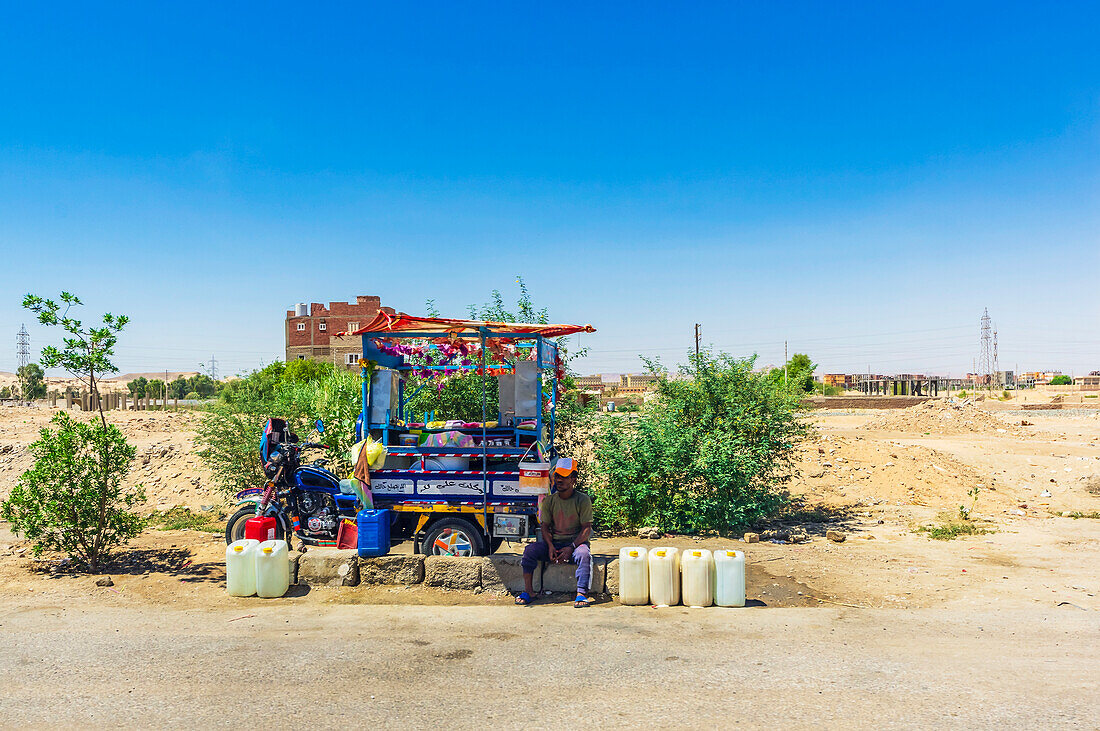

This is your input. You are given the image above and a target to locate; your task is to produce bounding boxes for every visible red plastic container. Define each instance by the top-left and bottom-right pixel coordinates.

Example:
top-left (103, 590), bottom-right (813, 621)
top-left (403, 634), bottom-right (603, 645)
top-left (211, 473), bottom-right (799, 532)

top-left (245, 516), bottom-right (277, 542)
top-left (336, 519), bottom-right (358, 550)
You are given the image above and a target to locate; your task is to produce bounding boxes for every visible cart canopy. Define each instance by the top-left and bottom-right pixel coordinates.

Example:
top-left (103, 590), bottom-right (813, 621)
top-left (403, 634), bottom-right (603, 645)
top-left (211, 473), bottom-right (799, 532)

top-left (341, 313), bottom-right (595, 340)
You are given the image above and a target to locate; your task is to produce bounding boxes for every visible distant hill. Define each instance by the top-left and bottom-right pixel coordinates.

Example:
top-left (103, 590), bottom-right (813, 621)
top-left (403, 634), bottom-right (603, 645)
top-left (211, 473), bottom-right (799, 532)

top-left (103, 371), bottom-right (201, 383)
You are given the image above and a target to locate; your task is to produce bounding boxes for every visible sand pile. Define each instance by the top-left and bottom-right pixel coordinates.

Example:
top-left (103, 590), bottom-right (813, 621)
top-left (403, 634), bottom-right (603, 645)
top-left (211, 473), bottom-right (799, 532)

top-left (861, 399), bottom-right (1027, 437)
top-left (791, 432), bottom-right (1014, 515)
top-left (0, 406), bottom-right (223, 512)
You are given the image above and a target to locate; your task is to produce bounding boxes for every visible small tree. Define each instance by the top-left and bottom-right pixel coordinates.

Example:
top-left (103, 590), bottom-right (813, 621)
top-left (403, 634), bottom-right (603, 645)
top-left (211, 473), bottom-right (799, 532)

top-left (1050, 375), bottom-right (1073, 386)
top-left (17, 362), bottom-right (48, 399)
top-left (127, 376), bottom-right (148, 398)
top-left (2, 293), bottom-right (145, 571)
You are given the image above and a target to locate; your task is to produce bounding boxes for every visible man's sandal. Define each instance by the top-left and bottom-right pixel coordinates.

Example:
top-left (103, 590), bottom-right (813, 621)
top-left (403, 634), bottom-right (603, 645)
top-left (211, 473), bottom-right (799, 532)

top-left (574, 594), bottom-right (594, 608)
top-left (515, 591), bottom-right (535, 605)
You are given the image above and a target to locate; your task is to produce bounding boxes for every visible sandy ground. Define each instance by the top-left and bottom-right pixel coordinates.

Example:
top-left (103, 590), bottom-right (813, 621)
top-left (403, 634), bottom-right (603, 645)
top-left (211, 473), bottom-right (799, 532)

top-left (1, 400), bottom-right (1099, 726)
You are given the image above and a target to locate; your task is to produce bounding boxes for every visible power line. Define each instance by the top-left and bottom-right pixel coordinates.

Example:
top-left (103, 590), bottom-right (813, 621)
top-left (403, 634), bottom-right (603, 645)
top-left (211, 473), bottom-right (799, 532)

top-left (16, 324), bottom-right (30, 399)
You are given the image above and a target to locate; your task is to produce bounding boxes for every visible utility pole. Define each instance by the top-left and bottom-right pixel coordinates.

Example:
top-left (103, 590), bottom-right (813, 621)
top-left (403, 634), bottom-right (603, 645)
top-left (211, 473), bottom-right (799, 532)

top-left (694, 323), bottom-right (701, 367)
top-left (16, 324), bottom-right (30, 401)
top-left (978, 308), bottom-right (994, 391)
top-left (784, 340), bottom-right (788, 387)
top-left (201, 355), bottom-right (219, 381)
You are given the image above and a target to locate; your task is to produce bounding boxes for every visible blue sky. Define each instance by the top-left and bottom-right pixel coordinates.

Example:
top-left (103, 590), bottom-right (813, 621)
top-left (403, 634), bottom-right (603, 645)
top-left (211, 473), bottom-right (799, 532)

top-left (2, 2), bottom-right (1098, 378)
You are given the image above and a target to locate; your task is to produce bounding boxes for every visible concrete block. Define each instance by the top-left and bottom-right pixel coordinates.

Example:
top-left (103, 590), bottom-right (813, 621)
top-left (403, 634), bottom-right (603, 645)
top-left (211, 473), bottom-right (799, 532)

top-left (296, 548), bottom-right (360, 587)
top-left (605, 558), bottom-right (620, 596)
top-left (541, 562), bottom-right (580, 593)
top-left (589, 555), bottom-right (608, 594)
top-left (288, 551), bottom-right (302, 584)
top-left (481, 554), bottom-right (538, 593)
top-left (359, 555), bottom-right (425, 585)
top-left (424, 556), bottom-right (481, 590)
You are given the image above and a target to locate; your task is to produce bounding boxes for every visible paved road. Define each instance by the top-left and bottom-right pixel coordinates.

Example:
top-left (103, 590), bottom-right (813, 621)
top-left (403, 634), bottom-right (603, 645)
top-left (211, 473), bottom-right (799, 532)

top-left (2, 602), bottom-right (1097, 728)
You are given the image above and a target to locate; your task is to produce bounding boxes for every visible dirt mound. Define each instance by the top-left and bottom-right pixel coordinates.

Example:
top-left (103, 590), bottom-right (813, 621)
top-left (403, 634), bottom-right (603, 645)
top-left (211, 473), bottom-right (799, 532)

top-left (861, 399), bottom-right (1027, 437)
top-left (0, 406), bottom-right (223, 512)
top-left (791, 432), bottom-right (1015, 517)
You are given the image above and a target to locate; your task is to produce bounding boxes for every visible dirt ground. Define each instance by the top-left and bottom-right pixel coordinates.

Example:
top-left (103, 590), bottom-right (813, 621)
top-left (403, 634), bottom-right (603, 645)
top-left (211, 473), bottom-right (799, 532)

top-left (1, 400), bottom-right (1098, 726)
top-left (1, 400), bottom-right (1099, 611)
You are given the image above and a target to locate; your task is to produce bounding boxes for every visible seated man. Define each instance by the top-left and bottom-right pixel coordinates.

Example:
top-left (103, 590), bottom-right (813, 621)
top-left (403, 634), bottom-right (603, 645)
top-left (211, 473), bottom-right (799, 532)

top-left (515, 458), bottom-right (594, 608)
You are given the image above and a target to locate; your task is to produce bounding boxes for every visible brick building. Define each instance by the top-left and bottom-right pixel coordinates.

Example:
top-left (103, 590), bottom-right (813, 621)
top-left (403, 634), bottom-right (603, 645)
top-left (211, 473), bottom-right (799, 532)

top-left (285, 296), bottom-right (396, 369)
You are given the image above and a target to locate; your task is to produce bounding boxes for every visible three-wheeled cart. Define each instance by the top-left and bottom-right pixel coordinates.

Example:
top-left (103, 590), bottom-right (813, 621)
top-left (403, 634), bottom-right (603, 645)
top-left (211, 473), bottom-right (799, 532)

top-left (345, 313), bottom-right (594, 556)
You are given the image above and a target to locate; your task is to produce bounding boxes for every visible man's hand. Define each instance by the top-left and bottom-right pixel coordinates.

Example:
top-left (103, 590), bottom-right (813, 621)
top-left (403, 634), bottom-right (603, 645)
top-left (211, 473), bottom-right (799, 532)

top-left (557, 545), bottom-right (574, 563)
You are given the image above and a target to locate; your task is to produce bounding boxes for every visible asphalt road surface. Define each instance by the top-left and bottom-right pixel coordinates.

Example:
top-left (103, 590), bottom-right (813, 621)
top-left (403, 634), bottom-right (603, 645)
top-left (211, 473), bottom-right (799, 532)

top-left (2, 601), bottom-right (1096, 728)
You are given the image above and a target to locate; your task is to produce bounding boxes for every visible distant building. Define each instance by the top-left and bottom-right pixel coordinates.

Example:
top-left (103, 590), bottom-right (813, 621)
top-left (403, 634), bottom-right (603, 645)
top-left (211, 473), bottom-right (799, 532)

top-left (574, 374), bottom-right (606, 392)
top-left (1079, 375), bottom-right (1100, 392)
top-left (285, 296), bottom-right (396, 368)
top-left (620, 373), bottom-right (659, 389)
top-left (1020, 371), bottom-right (1062, 386)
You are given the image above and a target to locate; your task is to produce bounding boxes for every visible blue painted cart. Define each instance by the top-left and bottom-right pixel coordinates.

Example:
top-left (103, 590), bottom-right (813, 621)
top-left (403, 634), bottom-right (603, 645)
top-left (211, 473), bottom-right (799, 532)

top-left (344, 313), bottom-right (595, 556)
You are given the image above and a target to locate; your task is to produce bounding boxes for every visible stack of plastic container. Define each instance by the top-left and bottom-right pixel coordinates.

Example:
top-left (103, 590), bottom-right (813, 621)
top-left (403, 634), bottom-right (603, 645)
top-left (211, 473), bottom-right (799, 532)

top-left (226, 538), bottom-right (290, 598)
top-left (617, 545), bottom-right (746, 608)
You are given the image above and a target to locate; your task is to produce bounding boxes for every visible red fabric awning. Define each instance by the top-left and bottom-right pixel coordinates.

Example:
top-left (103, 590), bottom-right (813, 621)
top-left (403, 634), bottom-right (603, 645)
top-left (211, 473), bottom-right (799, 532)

top-left (340, 312), bottom-right (595, 339)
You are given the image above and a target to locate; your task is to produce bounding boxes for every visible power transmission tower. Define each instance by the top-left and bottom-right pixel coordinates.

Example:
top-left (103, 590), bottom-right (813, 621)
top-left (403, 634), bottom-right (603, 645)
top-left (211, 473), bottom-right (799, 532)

top-left (16, 324), bottom-right (30, 400)
top-left (978, 308), bottom-right (994, 389)
top-left (202, 355), bottom-right (218, 380)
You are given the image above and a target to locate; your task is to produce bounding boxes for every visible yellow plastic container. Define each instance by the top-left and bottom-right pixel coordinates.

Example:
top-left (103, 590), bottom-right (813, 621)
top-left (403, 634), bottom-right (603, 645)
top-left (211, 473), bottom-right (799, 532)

top-left (618, 547), bottom-right (649, 605)
top-left (647, 547), bottom-right (681, 606)
top-left (681, 548), bottom-right (714, 608)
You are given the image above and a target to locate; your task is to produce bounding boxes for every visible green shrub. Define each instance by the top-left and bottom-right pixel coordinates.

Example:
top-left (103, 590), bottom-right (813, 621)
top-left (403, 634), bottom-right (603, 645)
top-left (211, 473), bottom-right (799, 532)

top-left (148, 507), bottom-right (223, 532)
top-left (1050, 375), bottom-right (1073, 386)
top-left (1, 413), bottom-right (145, 571)
top-left (589, 351), bottom-right (809, 534)
top-left (917, 520), bottom-right (991, 540)
top-left (184, 391), bottom-right (200, 400)
top-left (195, 364), bottom-right (362, 498)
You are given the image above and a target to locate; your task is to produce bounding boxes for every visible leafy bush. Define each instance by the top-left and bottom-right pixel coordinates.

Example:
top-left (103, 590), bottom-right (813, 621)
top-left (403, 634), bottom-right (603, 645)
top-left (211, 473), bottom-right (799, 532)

top-left (1050, 375), bottom-right (1073, 386)
top-left (1, 413), bottom-right (145, 570)
top-left (184, 391), bottom-right (200, 400)
top-left (7, 292), bottom-right (144, 572)
top-left (196, 363), bottom-right (362, 498)
top-left (589, 351), bottom-right (809, 534)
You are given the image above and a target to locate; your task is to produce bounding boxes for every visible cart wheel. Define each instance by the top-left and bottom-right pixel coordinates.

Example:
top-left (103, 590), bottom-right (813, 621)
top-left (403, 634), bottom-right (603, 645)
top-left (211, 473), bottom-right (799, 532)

top-left (225, 507), bottom-right (257, 545)
top-left (224, 506), bottom-right (286, 545)
top-left (421, 518), bottom-right (487, 557)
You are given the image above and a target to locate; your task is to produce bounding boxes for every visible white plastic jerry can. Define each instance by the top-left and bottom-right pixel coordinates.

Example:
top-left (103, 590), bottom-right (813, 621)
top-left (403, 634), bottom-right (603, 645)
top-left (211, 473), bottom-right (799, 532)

top-left (226, 539), bottom-right (259, 597)
top-left (714, 549), bottom-right (746, 607)
top-left (618, 547), bottom-right (649, 605)
top-left (647, 547), bottom-right (681, 606)
top-left (255, 539), bottom-right (290, 598)
top-left (681, 548), bottom-right (714, 608)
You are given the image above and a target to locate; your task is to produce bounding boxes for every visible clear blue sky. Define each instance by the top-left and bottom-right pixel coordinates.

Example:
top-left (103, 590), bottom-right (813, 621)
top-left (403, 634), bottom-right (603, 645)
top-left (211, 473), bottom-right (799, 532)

top-left (2, 2), bottom-right (1098, 378)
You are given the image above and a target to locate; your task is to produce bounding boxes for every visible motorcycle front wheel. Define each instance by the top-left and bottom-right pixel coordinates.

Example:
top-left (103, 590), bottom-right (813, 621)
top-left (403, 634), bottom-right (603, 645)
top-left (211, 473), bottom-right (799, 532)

top-left (224, 506), bottom-right (287, 545)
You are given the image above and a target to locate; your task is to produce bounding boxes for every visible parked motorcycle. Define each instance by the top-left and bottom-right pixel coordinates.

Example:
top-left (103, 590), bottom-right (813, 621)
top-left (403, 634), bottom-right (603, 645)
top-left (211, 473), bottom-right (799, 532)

top-left (224, 418), bottom-right (360, 547)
